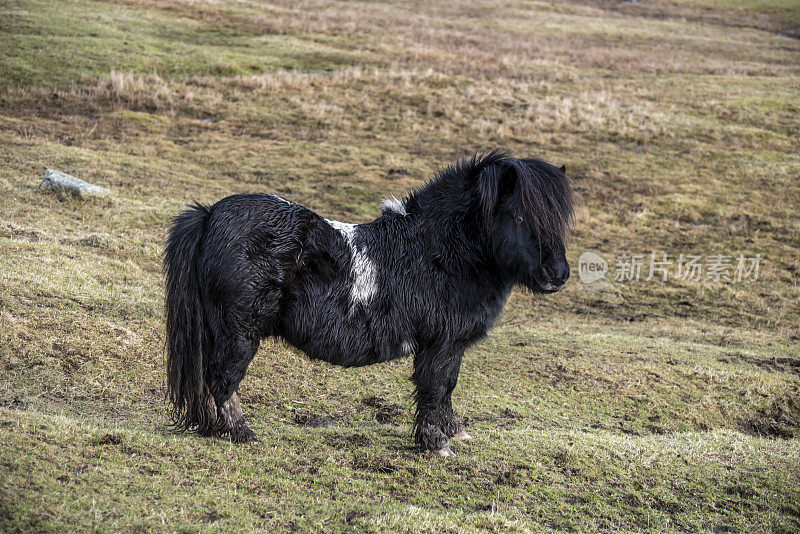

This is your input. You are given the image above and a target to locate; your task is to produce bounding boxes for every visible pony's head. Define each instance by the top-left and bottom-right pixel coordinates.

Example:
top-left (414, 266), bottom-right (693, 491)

top-left (475, 153), bottom-right (574, 293)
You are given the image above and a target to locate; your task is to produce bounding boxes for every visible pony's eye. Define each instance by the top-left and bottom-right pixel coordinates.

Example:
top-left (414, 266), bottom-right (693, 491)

top-left (515, 216), bottom-right (524, 224)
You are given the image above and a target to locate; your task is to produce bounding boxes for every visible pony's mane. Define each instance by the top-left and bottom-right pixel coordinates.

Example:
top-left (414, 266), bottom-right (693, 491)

top-left (406, 150), bottom-right (574, 246)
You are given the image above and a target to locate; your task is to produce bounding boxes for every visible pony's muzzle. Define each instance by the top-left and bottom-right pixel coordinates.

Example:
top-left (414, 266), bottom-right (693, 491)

top-left (539, 261), bottom-right (570, 291)
top-left (541, 281), bottom-right (565, 292)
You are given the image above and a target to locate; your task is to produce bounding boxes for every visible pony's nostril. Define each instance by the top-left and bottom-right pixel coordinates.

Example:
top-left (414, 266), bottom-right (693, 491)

top-left (554, 263), bottom-right (570, 285)
top-left (541, 263), bottom-right (569, 287)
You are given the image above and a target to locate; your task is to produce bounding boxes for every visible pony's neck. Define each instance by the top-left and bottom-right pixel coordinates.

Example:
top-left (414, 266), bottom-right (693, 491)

top-left (408, 199), bottom-right (512, 295)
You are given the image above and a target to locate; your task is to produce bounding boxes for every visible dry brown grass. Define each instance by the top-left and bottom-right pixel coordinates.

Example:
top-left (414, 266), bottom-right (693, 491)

top-left (103, 0), bottom-right (799, 76)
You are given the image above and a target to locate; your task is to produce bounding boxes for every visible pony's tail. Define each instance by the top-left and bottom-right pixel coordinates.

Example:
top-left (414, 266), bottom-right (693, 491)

top-left (163, 202), bottom-right (215, 434)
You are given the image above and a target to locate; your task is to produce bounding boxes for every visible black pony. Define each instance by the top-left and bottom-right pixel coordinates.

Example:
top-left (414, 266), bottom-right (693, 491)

top-left (164, 151), bottom-right (573, 456)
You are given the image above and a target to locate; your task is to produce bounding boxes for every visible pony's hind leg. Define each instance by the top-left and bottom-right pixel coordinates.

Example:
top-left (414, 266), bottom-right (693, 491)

top-left (207, 332), bottom-right (260, 443)
top-left (218, 392), bottom-right (255, 443)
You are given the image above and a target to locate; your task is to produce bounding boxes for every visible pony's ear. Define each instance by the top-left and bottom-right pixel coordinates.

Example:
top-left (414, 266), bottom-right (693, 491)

top-left (560, 165), bottom-right (566, 173)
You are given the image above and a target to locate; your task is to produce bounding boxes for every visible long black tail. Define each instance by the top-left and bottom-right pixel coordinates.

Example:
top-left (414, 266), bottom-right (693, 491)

top-left (163, 202), bottom-right (215, 433)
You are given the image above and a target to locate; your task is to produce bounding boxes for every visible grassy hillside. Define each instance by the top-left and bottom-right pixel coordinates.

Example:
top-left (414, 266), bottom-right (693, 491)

top-left (1, 0), bottom-right (799, 531)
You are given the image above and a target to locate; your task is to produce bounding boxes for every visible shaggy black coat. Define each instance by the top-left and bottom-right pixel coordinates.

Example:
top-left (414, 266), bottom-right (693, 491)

top-left (164, 151), bottom-right (573, 453)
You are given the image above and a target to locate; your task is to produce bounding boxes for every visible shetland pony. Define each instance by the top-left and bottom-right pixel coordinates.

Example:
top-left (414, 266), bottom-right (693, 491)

top-left (164, 151), bottom-right (573, 456)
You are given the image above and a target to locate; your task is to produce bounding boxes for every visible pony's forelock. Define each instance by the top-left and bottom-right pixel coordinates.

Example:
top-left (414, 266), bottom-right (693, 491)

top-left (513, 157), bottom-right (574, 247)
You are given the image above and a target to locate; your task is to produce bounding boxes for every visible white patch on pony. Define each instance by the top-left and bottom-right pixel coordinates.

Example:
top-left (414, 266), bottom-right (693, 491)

top-left (401, 340), bottom-right (415, 355)
top-left (325, 218), bottom-right (354, 237)
top-left (381, 196), bottom-right (407, 216)
top-left (350, 248), bottom-right (377, 304)
top-left (268, 193), bottom-right (293, 204)
top-left (324, 218), bottom-right (377, 306)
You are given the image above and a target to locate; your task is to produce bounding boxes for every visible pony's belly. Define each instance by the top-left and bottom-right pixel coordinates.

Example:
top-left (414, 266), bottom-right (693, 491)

top-left (303, 343), bottom-right (380, 368)
top-left (278, 306), bottom-right (414, 367)
top-left (282, 331), bottom-right (380, 368)
top-left (277, 308), bottom-right (376, 367)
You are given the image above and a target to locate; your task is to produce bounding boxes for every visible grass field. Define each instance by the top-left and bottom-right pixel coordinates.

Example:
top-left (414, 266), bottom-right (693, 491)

top-left (1, 0), bottom-right (799, 531)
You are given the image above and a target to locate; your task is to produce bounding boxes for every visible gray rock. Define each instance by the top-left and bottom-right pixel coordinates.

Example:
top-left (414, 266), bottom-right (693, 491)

top-left (39, 169), bottom-right (110, 198)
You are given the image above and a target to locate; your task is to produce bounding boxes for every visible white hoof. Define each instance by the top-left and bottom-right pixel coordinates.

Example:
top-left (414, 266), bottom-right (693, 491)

top-left (451, 430), bottom-right (472, 441)
top-left (433, 445), bottom-right (455, 457)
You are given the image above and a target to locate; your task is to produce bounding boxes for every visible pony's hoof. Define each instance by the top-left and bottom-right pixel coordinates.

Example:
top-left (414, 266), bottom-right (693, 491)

top-left (432, 445), bottom-right (455, 457)
top-left (451, 430), bottom-right (472, 441)
top-left (229, 426), bottom-right (258, 444)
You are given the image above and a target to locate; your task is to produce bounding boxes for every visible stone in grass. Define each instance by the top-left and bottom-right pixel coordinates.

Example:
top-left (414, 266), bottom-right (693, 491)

top-left (39, 169), bottom-right (110, 198)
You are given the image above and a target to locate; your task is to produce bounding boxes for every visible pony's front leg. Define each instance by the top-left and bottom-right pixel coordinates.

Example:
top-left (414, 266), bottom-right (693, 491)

top-left (412, 348), bottom-right (464, 456)
top-left (440, 357), bottom-right (471, 441)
